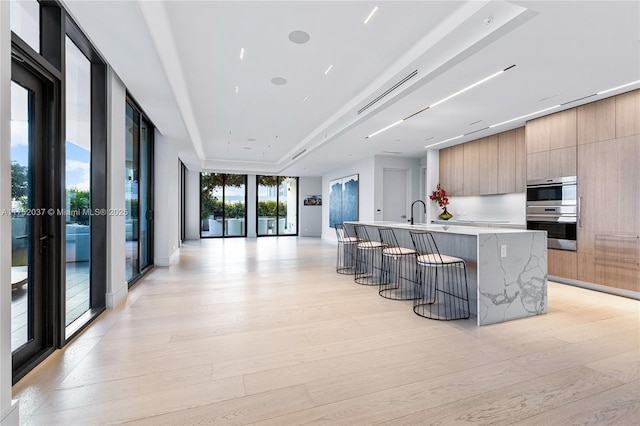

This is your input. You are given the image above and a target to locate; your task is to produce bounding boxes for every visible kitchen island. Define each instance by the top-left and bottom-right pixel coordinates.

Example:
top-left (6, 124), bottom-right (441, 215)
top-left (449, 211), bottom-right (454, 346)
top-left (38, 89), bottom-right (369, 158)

top-left (345, 221), bottom-right (547, 326)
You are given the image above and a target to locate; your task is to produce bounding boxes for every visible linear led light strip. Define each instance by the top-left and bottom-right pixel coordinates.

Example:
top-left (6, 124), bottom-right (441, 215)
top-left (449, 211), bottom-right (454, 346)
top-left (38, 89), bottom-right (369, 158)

top-left (425, 79), bottom-right (640, 149)
top-left (366, 65), bottom-right (515, 139)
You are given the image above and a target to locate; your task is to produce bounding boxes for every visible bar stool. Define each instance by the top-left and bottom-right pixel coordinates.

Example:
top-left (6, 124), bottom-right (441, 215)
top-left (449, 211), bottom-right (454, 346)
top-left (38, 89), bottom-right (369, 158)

top-left (353, 225), bottom-right (386, 285)
top-left (334, 223), bottom-right (358, 275)
top-left (378, 227), bottom-right (417, 300)
top-left (409, 231), bottom-right (470, 320)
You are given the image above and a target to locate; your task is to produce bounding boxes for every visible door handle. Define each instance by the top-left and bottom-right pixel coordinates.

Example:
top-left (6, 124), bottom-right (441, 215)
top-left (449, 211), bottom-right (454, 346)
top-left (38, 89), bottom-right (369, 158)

top-left (146, 209), bottom-right (154, 221)
top-left (39, 234), bottom-right (49, 254)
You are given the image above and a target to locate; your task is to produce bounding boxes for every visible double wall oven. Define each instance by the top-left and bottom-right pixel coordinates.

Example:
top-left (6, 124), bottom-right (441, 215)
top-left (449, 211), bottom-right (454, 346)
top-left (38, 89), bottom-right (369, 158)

top-left (526, 176), bottom-right (577, 251)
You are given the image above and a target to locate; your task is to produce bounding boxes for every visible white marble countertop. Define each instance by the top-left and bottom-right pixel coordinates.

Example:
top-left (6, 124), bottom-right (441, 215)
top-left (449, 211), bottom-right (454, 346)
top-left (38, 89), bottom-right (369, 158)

top-left (348, 221), bottom-right (542, 236)
top-left (431, 219), bottom-right (526, 229)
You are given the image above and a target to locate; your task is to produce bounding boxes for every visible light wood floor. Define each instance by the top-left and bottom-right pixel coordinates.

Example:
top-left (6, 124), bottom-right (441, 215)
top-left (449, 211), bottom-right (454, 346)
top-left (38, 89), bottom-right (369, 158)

top-left (13, 237), bottom-right (640, 425)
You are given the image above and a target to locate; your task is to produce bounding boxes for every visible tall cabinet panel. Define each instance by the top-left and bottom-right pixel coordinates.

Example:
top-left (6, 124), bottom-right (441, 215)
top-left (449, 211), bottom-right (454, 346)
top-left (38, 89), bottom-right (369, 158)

top-left (577, 98), bottom-right (640, 293)
top-left (463, 141), bottom-right (480, 196)
top-left (526, 109), bottom-right (577, 181)
top-left (478, 135), bottom-right (498, 195)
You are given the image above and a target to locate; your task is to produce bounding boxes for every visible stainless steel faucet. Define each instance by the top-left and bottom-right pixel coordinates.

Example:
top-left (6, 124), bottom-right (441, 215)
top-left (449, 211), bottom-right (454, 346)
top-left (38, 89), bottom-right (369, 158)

top-left (410, 199), bottom-right (426, 225)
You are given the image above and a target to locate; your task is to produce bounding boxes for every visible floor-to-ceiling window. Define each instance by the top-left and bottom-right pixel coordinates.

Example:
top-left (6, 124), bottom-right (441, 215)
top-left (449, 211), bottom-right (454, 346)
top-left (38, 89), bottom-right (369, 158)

top-left (125, 99), bottom-right (154, 284)
top-left (256, 176), bottom-right (298, 236)
top-left (200, 173), bottom-right (247, 237)
top-left (9, 0), bottom-right (107, 382)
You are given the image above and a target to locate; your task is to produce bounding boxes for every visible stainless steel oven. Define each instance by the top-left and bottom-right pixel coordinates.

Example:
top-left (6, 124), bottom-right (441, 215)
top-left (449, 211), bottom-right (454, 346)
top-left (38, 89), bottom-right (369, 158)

top-left (526, 176), bottom-right (577, 251)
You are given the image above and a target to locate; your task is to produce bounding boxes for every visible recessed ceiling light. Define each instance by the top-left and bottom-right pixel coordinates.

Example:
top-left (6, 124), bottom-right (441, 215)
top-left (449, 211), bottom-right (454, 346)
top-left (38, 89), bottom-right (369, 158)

top-left (239, 47), bottom-right (244, 59)
top-left (302, 96), bottom-right (309, 103)
top-left (235, 86), bottom-right (239, 94)
top-left (243, 147), bottom-right (252, 150)
top-left (288, 30), bottom-right (310, 44)
top-left (324, 65), bottom-right (333, 75)
top-left (247, 138), bottom-right (256, 142)
top-left (364, 6), bottom-right (379, 24)
top-left (271, 77), bottom-right (287, 85)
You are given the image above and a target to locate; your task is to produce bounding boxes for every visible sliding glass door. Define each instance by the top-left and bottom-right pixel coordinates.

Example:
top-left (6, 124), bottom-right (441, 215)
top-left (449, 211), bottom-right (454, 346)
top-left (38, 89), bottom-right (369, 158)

top-left (200, 173), bottom-right (247, 237)
top-left (256, 176), bottom-right (298, 236)
top-left (125, 100), bottom-right (154, 284)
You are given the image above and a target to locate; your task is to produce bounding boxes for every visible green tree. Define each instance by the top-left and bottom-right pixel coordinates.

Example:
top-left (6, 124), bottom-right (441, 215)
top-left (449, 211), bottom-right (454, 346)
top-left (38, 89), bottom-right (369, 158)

top-left (67, 188), bottom-right (91, 225)
top-left (11, 162), bottom-right (28, 200)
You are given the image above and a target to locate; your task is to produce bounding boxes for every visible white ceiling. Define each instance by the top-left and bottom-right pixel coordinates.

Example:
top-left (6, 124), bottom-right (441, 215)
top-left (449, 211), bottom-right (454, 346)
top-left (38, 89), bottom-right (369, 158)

top-left (62, 0), bottom-right (640, 176)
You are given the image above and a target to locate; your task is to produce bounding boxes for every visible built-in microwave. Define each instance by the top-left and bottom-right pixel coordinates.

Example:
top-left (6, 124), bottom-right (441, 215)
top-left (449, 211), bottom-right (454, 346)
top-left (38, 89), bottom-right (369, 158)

top-left (526, 176), bottom-right (578, 251)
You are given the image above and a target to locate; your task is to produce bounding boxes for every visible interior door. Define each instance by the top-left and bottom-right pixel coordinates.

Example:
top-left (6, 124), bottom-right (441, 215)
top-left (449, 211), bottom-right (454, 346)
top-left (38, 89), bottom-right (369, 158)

top-left (11, 59), bottom-right (55, 379)
top-left (383, 169), bottom-right (408, 222)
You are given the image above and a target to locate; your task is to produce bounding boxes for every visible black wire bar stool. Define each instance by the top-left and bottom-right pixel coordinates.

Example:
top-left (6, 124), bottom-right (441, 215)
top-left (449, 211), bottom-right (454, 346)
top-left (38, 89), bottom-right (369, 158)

top-left (409, 231), bottom-right (470, 320)
top-left (353, 225), bottom-right (387, 286)
top-left (334, 223), bottom-right (358, 275)
top-left (378, 227), bottom-right (417, 300)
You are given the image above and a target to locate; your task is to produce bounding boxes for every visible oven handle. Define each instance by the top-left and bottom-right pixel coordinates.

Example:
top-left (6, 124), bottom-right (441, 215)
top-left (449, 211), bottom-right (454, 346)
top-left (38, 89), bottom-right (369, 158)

top-left (526, 215), bottom-right (577, 223)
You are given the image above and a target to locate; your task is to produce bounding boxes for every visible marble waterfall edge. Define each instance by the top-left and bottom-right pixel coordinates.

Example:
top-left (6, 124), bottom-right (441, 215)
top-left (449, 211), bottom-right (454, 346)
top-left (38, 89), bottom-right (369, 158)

top-left (477, 231), bottom-right (547, 325)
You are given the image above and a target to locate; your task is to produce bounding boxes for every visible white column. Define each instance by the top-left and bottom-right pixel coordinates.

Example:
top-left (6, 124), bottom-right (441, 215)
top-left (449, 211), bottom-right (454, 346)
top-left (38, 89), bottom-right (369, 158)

top-left (105, 69), bottom-right (127, 308)
top-left (153, 133), bottom-right (180, 266)
top-left (185, 170), bottom-right (201, 240)
top-left (425, 149), bottom-right (440, 223)
top-left (0, 1), bottom-right (19, 423)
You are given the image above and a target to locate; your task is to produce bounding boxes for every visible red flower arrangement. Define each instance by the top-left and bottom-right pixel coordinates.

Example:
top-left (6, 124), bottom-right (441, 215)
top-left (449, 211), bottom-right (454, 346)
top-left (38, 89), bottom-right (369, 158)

top-left (429, 183), bottom-right (449, 209)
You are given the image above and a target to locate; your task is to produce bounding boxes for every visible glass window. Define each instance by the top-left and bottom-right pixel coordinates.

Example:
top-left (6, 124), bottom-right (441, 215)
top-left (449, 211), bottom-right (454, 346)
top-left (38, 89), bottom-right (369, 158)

top-left (10, 0), bottom-right (40, 53)
top-left (257, 176), bottom-right (298, 236)
top-left (200, 173), bottom-right (246, 237)
top-left (64, 36), bottom-right (91, 327)
top-left (125, 104), bottom-right (139, 281)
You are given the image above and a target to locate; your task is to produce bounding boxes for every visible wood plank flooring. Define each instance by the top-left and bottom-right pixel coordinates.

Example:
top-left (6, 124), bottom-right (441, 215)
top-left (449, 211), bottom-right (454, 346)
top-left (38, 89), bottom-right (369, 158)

top-left (12, 237), bottom-right (640, 425)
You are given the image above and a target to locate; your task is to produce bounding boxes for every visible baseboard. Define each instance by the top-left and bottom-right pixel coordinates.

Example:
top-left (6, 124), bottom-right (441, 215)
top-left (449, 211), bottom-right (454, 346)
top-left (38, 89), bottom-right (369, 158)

top-left (106, 282), bottom-right (128, 308)
top-left (550, 275), bottom-right (640, 300)
top-left (155, 248), bottom-right (180, 267)
top-left (0, 400), bottom-right (19, 426)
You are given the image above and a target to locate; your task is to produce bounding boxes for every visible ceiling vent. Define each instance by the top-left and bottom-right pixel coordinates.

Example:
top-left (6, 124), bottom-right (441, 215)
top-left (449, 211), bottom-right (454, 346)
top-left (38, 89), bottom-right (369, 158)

top-left (291, 149), bottom-right (307, 161)
top-left (357, 70), bottom-right (418, 115)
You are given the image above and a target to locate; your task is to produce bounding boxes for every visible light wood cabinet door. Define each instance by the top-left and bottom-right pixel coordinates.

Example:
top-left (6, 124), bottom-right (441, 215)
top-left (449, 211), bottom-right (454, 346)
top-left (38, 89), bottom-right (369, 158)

top-left (497, 128), bottom-right (525, 193)
top-left (577, 135), bottom-right (640, 291)
top-left (548, 249), bottom-right (578, 280)
top-left (616, 89), bottom-right (640, 138)
top-left (548, 146), bottom-right (576, 178)
top-left (463, 141), bottom-right (480, 196)
top-left (439, 144), bottom-right (464, 196)
top-left (548, 109), bottom-right (577, 150)
top-left (577, 97), bottom-right (615, 145)
top-left (514, 127), bottom-right (526, 192)
top-left (526, 151), bottom-right (549, 181)
top-left (525, 116), bottom-right (549, 154)
top-left (478, 135), bottom-right (498, 195)
top-left (498, 130), bottom-right (516, 194)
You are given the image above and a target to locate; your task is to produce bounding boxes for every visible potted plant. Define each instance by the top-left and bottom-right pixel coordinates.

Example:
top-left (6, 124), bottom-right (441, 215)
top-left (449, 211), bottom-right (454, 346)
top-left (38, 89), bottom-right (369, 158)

top-left (430, 183), bottom-right (453, 220)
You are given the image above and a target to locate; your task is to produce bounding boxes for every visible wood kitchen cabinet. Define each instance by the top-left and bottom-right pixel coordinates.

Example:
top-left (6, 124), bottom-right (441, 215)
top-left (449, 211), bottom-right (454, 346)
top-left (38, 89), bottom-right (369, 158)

top-left (616, 89), bottom-right (640, 138)
top-left (478, 135), bottom-right (498, 195)
top-left (463, 140), bottom-right (480, 196)
top-left (439, 143), bottom-right (464, 195)
top-left (526, 109), bottom-right (577, 181)
top-left (497, 127), bottom-right (526, 193)
top-left (577, 134), bottom-right (640, 292)
top-left (439, 128), bottom-right (525, 196)
top-left (548, 249), bottom-right (578, 280)
top-left (577, 97), bottom-right (615, 145)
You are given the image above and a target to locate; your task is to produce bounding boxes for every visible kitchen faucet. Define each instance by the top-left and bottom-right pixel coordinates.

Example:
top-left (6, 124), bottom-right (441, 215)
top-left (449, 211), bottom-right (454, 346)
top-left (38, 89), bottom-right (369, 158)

top-left (410, 199), bottom-right (426, 225)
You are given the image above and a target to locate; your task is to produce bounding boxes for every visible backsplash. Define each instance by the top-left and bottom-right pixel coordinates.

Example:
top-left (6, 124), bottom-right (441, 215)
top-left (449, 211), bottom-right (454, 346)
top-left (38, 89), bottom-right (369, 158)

top-left (445, 193), bottom-right (526, 224)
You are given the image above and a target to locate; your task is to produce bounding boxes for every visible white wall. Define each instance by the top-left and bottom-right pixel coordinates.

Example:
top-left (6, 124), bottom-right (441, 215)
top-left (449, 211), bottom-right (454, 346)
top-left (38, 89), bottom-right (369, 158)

top-left (106, 69), bottom-right (127, 308)
top-left (322, 156), bottom-right (375, 240)
top-left (154, 133), bottom-right (181, 265)
top-left (185, 170), bottom-right (201, 240)
top-left (374, 155), bottom-right (422, 224)
top-left (1, 1), bottom-right (19, 423)
top-left (299, 176), bottom-right (322, 237)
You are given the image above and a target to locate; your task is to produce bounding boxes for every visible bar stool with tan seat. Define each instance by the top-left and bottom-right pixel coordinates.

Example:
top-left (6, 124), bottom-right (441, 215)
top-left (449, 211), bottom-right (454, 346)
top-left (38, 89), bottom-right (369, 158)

top-left (378, 227), bottom-right (417, 300)
top-left (353, 225), bottom-right (386, 285)
top-left (334, 223), bottom-right (358, 275)
top-left (409, 231), bottom-right (470, 320)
